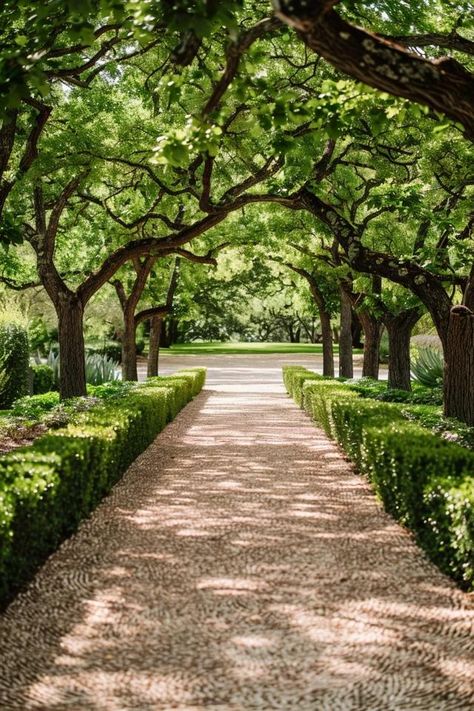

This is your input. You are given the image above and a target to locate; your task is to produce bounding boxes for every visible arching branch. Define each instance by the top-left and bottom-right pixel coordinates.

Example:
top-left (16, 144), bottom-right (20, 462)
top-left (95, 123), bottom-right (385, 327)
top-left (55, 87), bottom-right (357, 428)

top-left (273, 1), bottom-right (474, 140)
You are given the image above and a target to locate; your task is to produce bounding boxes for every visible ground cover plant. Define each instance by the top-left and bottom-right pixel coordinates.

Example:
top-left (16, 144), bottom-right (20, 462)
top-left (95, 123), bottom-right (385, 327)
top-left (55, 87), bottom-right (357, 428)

top-left (0, 368), bottom-right (206, 607)
top-left (283, 365), bottom-right (474, 589)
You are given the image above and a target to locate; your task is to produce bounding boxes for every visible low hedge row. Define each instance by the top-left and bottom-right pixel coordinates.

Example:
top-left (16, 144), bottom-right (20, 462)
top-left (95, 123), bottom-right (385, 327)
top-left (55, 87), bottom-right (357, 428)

top-left (0, 367), bottom-right (206, 606)
top-left (283, 365), bottom-right (474, 589)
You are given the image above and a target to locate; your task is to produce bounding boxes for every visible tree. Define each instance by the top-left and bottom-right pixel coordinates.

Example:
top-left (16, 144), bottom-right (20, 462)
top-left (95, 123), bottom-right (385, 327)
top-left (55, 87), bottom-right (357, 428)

top-left (272, 0), bottom-right (474, 140)
top-left (112, 249), bottom-right (217, 381)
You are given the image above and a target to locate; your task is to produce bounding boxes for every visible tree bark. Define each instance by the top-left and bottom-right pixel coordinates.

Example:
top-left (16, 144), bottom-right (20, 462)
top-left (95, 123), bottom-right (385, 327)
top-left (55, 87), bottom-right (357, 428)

top-left (57, 293), bottom-right (87, 399)
top-left (147, 316), bottom-right (162, 377)
top-left (272, 1), bottom-right (474, 141)
top-left (444, 306), bottom-right (474, 425)
top-left (319, 309), bottom-right (334, 377)
top-left (339, 288), bottom-right (353, 378)
top-left (351, 309), bottom-right (363, 349)
top-left (384, 308), bottom-right (421, 391)
top-left (359, 310), bottom-right (382, 379)
top-left (121, 310), bottom-right (138, 381)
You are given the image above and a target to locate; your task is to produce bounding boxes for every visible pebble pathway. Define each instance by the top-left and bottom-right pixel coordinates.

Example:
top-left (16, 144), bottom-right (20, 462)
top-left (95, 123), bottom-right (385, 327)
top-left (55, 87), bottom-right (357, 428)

top-left (0, 359), bottom-right (473, 710)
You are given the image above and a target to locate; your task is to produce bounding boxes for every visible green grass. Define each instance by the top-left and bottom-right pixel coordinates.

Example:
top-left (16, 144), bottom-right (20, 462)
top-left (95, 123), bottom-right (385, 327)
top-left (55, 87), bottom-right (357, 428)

top-left (160, 342), bottom-right (358, 356)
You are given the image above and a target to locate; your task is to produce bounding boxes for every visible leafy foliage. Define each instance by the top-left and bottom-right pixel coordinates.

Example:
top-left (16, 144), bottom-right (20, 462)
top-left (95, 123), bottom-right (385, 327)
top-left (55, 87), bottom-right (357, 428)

top-left (0, 322), bottom-right (29, 408)
top-left (85, 353), bottom-right (120, 385)
top-left (411, 347), bottom-right (444, 388)
top-left (31, 365), bottom-right (56, 395)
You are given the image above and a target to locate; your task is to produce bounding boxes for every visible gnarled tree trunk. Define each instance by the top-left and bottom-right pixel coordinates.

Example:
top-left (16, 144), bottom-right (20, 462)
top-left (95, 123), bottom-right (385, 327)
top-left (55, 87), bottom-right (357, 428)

top-left (444, 306), bottom-right (474, 425)
top-left (359, 310), bottom-right (382, 379)
top-left (57, 293), bottom-right (87, 399)
top-left (384, 307), bottom-right (421, 391)
top-left (121, 309), bottom-right (138, 381)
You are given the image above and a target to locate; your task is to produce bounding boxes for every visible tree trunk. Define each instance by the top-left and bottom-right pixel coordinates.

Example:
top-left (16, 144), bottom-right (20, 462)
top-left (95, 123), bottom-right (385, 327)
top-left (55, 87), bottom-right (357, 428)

top-left (159, 320), bottom-right (168, 348)
top-left (147, 316), bottom-right (162, 377)
top-left (444, 306), bottom-right (474, 425)
top-left (351, 310), bottom-right (363, 348)
top-left (384, 308), bottom-right (421, 391)
top-left (167, 317), bottom-right (179, 346)
top-left (359, 311), bottom-right (382, 379)
top-left (320, 309), bottom-right (334, 377)
top-left (121, 311), bottom-right (138, 381)
top-left (57, 294), bottom-right (87, 399)
top-left (339, 288), bottom-right (353, 379)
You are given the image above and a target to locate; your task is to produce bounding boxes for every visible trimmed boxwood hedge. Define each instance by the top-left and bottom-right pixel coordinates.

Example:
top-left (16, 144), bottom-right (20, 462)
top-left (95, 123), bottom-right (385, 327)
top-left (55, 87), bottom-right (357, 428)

top-left (283, 365), bottom-right (474, 590)
top-left (0, 367), bottom-right (206, 607)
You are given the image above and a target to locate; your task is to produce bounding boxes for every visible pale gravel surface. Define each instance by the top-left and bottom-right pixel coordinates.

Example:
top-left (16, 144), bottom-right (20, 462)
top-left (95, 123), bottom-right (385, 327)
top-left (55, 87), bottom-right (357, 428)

top-left (0, 355), bottom-right (473, 710)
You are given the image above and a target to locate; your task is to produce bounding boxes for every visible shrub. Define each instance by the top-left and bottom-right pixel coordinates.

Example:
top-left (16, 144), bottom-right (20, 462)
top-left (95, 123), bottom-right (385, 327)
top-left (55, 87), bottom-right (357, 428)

top-left (172, 368), bottom-right (207, 396)
top-left (10, 392), bottom-right (60, 419)
top-left (283, 367), bottom-right (474, 589)
top-left (303, 380), bottom-right (358, 437)
top-left (282, 365), bottom-right (307, 396)
top-left (423, 476), bottom-right (474, 586)
top-left (85, 353), bottom-right (120, 385)
top-left (87, 340), bottom-right (122, 363)
top-left (88, 381), bottom-right (133, 399)
top-left (403, 404), bottom-right (474, 451)
top-left (143, 377), bottom-right (190, 418)
top-left (0, 322), bottom-right (30, 408)
top-left (45, 349), bottom-right (120, 387)
top-left (290, 371), bottom-right (323, 407)
top-left (31, 364), bottom-right (56, 394)
top-left (348, 377), bottom-right (443, 406)
top-left (362, 422), bottom-right (474, 586)
top-left (0, 368), bottom-right (206, 606)
top-left (411, 347), bottom-right (444, 388)
top-left (332, 398), bottom-right (404, 466)
top-left (141, 368), bottom-right (206, 419)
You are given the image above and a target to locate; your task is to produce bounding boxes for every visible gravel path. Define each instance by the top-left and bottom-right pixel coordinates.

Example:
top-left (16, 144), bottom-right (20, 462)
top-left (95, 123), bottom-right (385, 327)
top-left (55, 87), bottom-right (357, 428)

top-left (0, 357), bottom-right (473, 710)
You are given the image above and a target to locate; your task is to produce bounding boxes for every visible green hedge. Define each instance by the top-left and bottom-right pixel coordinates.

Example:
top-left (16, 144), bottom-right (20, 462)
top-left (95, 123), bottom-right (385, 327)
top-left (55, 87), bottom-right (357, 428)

top-left (282, 365), bottom-right (309, 398)
top-left (0, 322), bottom-right (30, 408)
top-left (284, 367), bottom-right (474, 590)
top-left (0, 368), bottom-right (206, 606)
top-left (173, 368), bottom-right (207, 396)
top-left (31, 364), bottom-right (56, 394)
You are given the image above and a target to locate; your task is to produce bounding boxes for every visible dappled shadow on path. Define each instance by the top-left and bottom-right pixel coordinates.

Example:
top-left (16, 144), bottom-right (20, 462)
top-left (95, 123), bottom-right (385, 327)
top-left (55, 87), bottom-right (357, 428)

top-left (0, 370), bottom-right (473, 710)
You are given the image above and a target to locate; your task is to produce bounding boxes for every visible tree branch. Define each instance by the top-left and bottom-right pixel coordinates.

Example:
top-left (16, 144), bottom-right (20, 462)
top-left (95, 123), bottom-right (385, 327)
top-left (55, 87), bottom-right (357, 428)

top-left (381, 32), bottom-right (474, 58)
top-left (273, 1), bottom-right (474, 140)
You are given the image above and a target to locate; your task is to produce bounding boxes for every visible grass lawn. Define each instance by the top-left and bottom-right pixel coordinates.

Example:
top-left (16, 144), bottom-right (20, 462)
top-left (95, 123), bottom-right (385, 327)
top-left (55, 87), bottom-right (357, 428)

top-left (160, 342), bottom-right (356, 355)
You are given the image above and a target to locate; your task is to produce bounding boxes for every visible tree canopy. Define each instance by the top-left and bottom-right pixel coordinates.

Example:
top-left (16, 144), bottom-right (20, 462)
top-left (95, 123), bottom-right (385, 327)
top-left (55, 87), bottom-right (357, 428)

top-left (0, 0), bottom-right (473, 421)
